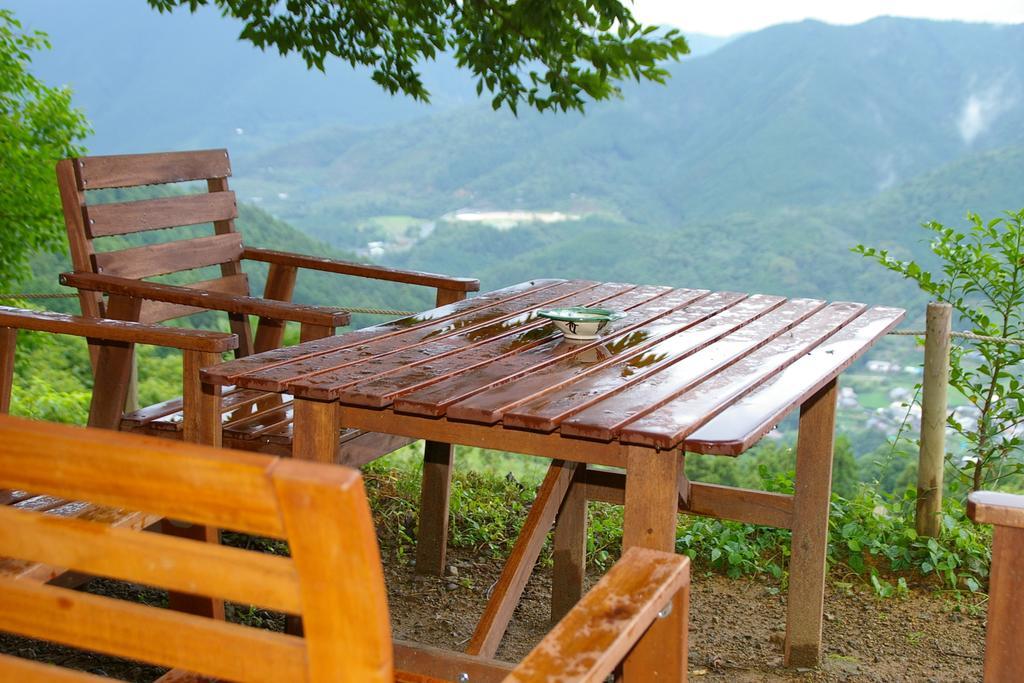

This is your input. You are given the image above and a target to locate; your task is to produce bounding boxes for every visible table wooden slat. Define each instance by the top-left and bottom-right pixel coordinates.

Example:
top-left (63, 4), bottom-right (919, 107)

top-left (390, 288), bottom-right (710, 417)
top-left (442, 290), bottom-right (756, 425)
top-left (237, 279), bottom-right (602, 393)
top-left (614, 302), bottom-right (869, 449)
top-left (683, 306), bottom-right (905, 455)
top-left (203, 278), bottom-right (568, 386)
top-left (549, 298), bottom-right (830, 439)
top-left (290, 282), bottom-right (637, 400)
top-left (465, 293), bottom-right (789, 429)
top-left (332, 285), bottom-right (675, 407)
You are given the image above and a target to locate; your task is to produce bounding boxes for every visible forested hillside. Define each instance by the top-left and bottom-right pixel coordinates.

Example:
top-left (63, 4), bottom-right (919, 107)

top-left (386, 144), bottom-right (1024, 315)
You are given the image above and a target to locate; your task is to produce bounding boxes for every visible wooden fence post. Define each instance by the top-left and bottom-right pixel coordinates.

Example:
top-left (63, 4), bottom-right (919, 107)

top-left (916, 302), bottom-right (952, 537)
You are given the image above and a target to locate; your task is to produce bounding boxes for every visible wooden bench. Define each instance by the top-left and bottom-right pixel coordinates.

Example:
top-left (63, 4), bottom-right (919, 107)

top-left (0, 414), bottom-right (691, 682)
top-left (967, 491), bottom-right (1024, 682)
top-left (55, 148), bottom-right (480, 574)
top-left (0, 304), bottom-right (237, 586)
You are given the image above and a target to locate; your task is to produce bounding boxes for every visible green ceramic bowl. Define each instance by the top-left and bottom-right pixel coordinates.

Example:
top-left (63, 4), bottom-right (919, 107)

top-left (537, 307), bottom-right (626, 340)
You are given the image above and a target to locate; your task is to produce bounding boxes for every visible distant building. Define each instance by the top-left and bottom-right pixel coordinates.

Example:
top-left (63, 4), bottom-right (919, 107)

top-left (867, 360), bottom-right (902, 374)
top-left (839, 386), bottom-right (860, 408)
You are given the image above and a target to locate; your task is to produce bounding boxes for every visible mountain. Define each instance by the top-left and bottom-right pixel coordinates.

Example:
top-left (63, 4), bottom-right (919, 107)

top-left (230, 17), bottom-right (1024, 234)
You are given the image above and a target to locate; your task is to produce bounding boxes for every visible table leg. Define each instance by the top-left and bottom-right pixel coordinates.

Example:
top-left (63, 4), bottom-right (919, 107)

top-left (622, 446), bottom-right (685, 682)
top-left (293, 397), bottom-right (340, 464)
top-left (413, 288), bottom-right (468, 575)
top-left (165, 354), bottom-right (225, 620)
top-left (785, 379), bottom-right (838, 667)
top-left (415, 440), bottom-right (454, 576)
top-left (551, 465), bottom-right (588, 623)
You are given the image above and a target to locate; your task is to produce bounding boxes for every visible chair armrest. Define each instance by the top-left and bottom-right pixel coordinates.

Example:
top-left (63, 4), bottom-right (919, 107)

top-left (0, 305), bottom-right (237, 353)
top-left (968, 491), bottom-right (1024, 529)
top-left (242, 247), bottom-right (480, 293)
top-left (59, 272), bottom-right (350, 328)
top-left (505, 547), bottom-right (690, 683)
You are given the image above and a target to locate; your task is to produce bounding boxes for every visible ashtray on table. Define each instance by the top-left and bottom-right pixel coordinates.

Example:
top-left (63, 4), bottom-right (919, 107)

top-left (537, 307), bottom-right (626, 340)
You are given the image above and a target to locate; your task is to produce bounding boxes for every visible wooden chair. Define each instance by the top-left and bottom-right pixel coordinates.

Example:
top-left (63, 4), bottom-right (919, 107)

top-left (0, 304), bottom-right (237, 587)
top-left (0, 414), bottom-right (691, 682)
top-left (54, 149), bottom-right (480, 573)
top-left (967, 491), bottom-right (1024, 682)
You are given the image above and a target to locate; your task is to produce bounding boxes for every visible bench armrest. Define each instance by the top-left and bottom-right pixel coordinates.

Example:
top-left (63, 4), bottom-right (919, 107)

top-left (242, 247), bottom-right (480, 293)
top-left (59, 272), bottom-right (350, 328)
top-left (968, 491), bottom-right (1024, 529)
top-left (505, 547), bottom-right (690, 682)
top-left (0, 305), bottom-right (237, 353)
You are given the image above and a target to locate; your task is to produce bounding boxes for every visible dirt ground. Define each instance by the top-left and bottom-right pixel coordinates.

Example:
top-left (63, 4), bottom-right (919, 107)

top-left (0, 543), bottom-right (987, 681)
top-left (386, 547), bottom-right (987, 682)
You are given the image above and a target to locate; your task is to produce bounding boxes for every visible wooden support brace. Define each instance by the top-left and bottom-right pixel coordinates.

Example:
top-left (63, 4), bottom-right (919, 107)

top-left (621, 446), bottom-right (685, 682)
top-left (466, 460), bottom-right (577, 658)
top-left (253, 263), bottom-right (298, 354)
top-left (87, 294), bottom-right (141, 431)
top-left (785, 379), bottom-right (837, 668)
top-left (299, 322), bottom-right (335, 344)
top-left (551, 465), bottom-right (588, 623)
top-left (415, 441), bottom-right (455, 575)
top-left (292, 398), bottom-right (341, 465)
top-left (582, 468), bottom-right (794, 529)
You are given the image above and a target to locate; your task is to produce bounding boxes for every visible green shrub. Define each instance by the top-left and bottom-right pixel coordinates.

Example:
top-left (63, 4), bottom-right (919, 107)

top-left (363, 455), bottom-right (992, 597)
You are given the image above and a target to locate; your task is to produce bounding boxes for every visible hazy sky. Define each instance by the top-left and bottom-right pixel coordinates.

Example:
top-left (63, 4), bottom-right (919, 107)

top-left (632, 0), bottom-right (1024, 36)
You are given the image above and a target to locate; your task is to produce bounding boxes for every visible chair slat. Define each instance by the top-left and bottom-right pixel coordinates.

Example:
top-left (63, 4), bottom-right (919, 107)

top-left (0, 653), bottom-right (109, 682)
top-left (0, 505), bottom-right (302, 613)
top-left (0, 416), bottom-right (285, 538)
top-left (0, 577), bottom-right (307, 682)
top-left (74, 150), bottom-right (231, 190)
top-left (138, 273), bottom-right (250, 323)
top-left (93, 233), bottom-right (243, 280)
top-left (85, 192), bottom-right (238, 237)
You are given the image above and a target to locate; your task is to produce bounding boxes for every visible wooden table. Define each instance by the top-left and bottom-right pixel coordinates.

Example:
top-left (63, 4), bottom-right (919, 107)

top-left (202, 278), bottom-right (904, 676)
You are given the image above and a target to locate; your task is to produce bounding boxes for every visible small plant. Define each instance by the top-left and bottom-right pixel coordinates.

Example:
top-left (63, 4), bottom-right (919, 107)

top-left (855, 209), bottom-right (1024, 491)
top-left (828, 487), bottom-right (990, 592)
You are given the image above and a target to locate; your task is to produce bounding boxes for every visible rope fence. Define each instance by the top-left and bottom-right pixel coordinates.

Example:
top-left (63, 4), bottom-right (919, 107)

top-left (0, 292), bottom-right (414, 316)
top-left (3, 292), bottom-right (1020, 332)
top-left (0, 292), bottom-right (77, 300)
top-left (888, 329), bottom-right (1024, 346)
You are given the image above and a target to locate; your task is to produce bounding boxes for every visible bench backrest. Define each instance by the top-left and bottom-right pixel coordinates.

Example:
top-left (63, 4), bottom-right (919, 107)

top-left (56, 150), bottom-right (251, 325)
top-left (0, 414), bottom-right (393, 682)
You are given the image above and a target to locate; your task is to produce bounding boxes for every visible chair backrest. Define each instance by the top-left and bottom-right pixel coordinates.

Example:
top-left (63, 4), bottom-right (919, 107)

top-left (56, 150), bottom-right (251, 325)
top-left (968, 491), bottom-right (1024, 682)
top-left (0, 414), bottom-right (393, 682)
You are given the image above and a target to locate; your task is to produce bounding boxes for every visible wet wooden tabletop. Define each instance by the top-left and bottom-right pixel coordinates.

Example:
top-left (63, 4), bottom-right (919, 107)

top-left (204, 280), bottom-right (904, 455)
